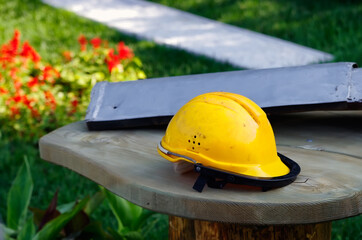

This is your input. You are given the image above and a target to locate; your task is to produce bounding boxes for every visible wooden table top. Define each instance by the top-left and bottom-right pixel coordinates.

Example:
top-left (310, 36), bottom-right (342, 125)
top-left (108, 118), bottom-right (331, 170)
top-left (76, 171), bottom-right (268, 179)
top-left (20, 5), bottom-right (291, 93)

top-left (39, 111), bottom-right (362, 225)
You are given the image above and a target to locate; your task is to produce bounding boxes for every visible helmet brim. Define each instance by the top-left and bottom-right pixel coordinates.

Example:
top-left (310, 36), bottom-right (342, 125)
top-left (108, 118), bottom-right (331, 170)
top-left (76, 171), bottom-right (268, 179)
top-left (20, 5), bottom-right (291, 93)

top-left (158, 142), bottom-right (301, 192)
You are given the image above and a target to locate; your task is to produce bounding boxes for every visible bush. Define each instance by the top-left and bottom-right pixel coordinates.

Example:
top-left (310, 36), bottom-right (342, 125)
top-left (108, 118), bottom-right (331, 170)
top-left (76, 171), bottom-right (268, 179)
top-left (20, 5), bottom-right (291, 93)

top-left (1, 158), bottom-right (167, 240)
top-left (56, 35), bottom-right (146, 114)
top-left (0, 30), bottom-right (146, 142)
top-left (0, 30), bottom-right (72, 141)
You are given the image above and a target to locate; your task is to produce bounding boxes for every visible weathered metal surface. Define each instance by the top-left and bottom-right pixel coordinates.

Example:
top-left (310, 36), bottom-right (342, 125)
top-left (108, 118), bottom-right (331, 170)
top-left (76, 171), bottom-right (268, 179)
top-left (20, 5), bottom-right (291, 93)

top-left (86, 62), bottom-right (362, 130)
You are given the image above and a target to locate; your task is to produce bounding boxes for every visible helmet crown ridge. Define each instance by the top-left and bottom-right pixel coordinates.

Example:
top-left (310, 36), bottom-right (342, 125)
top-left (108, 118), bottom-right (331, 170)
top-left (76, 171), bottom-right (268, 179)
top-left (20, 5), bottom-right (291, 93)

top-left (158, 92), bottom-right (290, 178)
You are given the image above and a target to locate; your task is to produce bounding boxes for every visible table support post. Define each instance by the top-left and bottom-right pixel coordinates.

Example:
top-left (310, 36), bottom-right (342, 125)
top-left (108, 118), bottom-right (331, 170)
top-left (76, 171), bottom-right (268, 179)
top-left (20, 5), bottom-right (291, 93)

top-left (169, 216), bottom-right (331, 240)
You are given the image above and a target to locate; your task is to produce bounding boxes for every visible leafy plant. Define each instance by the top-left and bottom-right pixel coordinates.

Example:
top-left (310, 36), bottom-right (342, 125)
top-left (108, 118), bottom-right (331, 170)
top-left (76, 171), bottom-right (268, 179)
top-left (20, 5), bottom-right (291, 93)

top-left (1, 158), bottom-right (167, 240)
top-left (5, 156), bottom-right (33, 235)
top-left (102, 188), bottom-right (167, 240)
top-left (1, 157), bottom-right (91, 240)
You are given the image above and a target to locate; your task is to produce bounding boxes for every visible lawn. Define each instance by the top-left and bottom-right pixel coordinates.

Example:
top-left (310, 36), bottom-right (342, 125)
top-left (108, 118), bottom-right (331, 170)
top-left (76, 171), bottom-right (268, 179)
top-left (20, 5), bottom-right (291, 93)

top-left (150, 0), bottom-right (362, 66)
top-left (0, 0), bottom-right (361, 239)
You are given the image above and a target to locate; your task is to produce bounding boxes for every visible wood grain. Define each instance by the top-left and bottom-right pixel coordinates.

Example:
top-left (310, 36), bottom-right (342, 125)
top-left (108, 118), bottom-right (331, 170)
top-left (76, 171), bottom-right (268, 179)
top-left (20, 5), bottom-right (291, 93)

top-left (271, 111), bottom-right (362, 159)
top-left (169, 216), bottom-right (332, 240)
top-left (39, 111), bottom-right (362, 224)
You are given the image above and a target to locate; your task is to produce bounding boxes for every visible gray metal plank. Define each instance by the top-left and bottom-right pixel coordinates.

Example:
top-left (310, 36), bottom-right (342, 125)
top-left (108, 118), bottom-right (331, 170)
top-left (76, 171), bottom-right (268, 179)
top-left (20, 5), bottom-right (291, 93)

top-left (86, 62), bottom-right (362, 130)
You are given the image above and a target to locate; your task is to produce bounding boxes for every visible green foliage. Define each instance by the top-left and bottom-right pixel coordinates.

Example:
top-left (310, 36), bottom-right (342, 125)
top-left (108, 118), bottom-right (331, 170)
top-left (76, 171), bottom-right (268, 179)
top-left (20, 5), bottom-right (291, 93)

top-left (6, 157), bottom-right (33, 231)
top-left (58, 36), bottom-right (146, 86)
top-left (0, 30), bottom-right (73, 142)
top-left (17, 217), bottom-right (35, 240)
top-left (0, 30), bottom-right (146, 143)
top-left (84, 191), bottom-right (106, 216)
top-left (103, 187), bottom-right (166, 240)
top-left (56, 35), bottom-right (146, 115)
top-left (32, 197), bottom-right (88, 240)
top-left (2, 162), bottom-right (167, 240)
top-left (2, 160), bottom-right (94, 239)
top-left (332, 215), bottom-right (362, 240)
top-left (104, 188), bottom-right (142, 231)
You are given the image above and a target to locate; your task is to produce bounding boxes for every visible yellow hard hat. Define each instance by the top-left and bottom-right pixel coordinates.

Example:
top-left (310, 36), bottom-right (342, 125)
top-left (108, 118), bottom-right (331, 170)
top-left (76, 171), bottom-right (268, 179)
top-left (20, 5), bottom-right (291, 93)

top-left (157, 92), bottom-right (300, 192)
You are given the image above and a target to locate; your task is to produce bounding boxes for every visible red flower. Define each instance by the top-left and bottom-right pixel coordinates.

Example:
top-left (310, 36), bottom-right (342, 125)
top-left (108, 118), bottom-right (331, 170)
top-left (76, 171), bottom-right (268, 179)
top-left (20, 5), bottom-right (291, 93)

top-left (8, 30), bottom-right (20, 56)
top-left (10, 67), bottom-right (18, 79)
top-left (78, 35), bottom-right (87, 51)
top-left (22, 95), bottom-right (33, 108)
top-left (78, 35), bottom-right (87, 45)
top-left (71, 99), bottom-right (78, 107)
top-left (14, 79), bottom-right (22, 89)
top-left (0, 45), bottom-right (9, 62)
top-left (25, 103), bottom-right (39, 117)
top-left (44, 91), bottom-right (56, 101)
top-left (20, 41), bottom-right (31, 58)
top-left (42, 65), bottom-right (60, 82)
top-left (0, 30), bottom-right (23, 66)
top-left (62, 51), bottom-right (72, 61)
top-left (42, 65), bottom-right (56, 82)
top-left (0, 44), bottom-right (12, 63)
top-left (106, 49), bottom-right (120, 72)
top-left (12, 94), bottom-right (22, 103)
top-left (0, 87), bottom-right (8, 94)
top-left (70, 99), bottom-right (79, 114)
top-left (10, 106), bottom-right (20, 116)
top-left (20, 41), bottom-right (41, 62)
top-left (31, 108), bottom-right (40, 118)
top-left (90, 37), bottom-right (102, 49)
top-left (0, 45), bottom-right (14, 64)
top-left (118, 42), bottom-right (133, 60)
top-left (43, 66), bottom-right (51, 80)
top-left (44, 91), bottom-right (57, 110)
top-left (31, 50), bottom-right (40, 63)
top-left (27, 76), bottom-right (38, 88)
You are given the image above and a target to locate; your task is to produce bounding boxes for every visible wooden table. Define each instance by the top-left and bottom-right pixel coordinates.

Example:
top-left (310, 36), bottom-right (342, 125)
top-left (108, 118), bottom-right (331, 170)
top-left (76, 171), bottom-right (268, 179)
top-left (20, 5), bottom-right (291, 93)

top-left (39, 111), bottom-right (362, 240)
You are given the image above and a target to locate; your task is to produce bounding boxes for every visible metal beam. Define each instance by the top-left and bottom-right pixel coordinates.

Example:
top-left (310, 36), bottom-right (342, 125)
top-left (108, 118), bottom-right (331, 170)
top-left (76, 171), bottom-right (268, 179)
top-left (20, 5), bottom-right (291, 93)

top-left (86, 62), bottom-right (362, 130)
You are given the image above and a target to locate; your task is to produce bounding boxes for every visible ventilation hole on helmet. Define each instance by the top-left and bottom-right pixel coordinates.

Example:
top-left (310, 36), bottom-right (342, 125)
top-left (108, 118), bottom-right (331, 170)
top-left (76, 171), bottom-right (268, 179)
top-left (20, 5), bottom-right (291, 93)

top-left (198, 142), bottom-right (200, 145)
top-left (194, 136), bottom-right (196, 138)
top-left (113, 106), bottom-right (117, 109)
top-left (188, 140), bottom-right (190, 143)
top-left (192, 147), bottom-right (194, 150)
top-left (193, 141), bottom-right (195, 144)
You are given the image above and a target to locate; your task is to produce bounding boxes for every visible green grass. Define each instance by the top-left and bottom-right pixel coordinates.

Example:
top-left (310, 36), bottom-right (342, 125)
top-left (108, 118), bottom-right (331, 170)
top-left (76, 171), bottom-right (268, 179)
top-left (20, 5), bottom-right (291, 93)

top-left (0, 0), bottom-right (361, 239)
top-left (150, 0), bottom-right (362, 66)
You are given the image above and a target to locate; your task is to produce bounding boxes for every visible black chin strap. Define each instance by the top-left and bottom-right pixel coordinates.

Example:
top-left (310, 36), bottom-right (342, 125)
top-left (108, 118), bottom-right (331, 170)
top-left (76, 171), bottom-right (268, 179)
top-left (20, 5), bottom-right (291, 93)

top-left (193, 174), bottom-right (227, 192)
top-left (192, 164), bottom-right (228, 192)
top-left (193, 174), bottom-right (208, 192)
top-left (192, 153), bottom-right (301, 193)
